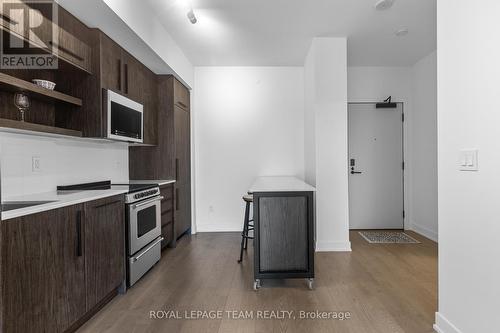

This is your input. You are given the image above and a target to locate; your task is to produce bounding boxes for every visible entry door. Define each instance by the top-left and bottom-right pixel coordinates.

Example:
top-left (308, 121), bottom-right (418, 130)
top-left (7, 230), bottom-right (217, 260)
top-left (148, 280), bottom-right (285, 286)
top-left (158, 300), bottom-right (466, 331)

top-left (348, 103), bottom-right (404, 229)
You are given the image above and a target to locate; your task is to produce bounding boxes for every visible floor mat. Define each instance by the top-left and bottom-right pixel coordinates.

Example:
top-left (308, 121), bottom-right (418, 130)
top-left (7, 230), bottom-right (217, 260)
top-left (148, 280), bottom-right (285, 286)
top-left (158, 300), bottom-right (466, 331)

top-left (358, 231), bottom-right (421, 244)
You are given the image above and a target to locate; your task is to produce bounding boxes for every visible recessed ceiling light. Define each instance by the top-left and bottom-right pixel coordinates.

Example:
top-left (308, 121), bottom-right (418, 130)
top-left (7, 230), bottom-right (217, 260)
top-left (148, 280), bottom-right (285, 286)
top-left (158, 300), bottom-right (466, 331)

top-left (374, 0), bottom-right (395, 11)
top-left (395, 28), bottom-right (409, 37)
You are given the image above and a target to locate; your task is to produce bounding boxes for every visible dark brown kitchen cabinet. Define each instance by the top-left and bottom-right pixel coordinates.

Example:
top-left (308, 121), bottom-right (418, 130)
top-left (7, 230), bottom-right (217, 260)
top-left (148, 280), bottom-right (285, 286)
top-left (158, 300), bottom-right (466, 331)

top-left (0, 196), bottom-right (125, 333)
top-left (56, 7), bottom-right (93, 73)
top-left (129, 75), bottom-right (191, 240)
top-left (1, 204), bottom-right (86, 333)
top-left (160, 184), bottom-right (175, 248)
top-left (0, 3), bottom-right (93, 73)
top-left (98, 32), bottom-right (158, 145)
top-left (175, 183), bottom-right (191, 238)
top-left (174, 105), bottom-right (191, 238)
top-left (100, 33), bottom-right (123, 93)
top-left (174, 78), bottom-right (190, 110)
top-left (84, 195), bottom-right (125, 311)
top-left (127, 76), bottom-right (191, 240)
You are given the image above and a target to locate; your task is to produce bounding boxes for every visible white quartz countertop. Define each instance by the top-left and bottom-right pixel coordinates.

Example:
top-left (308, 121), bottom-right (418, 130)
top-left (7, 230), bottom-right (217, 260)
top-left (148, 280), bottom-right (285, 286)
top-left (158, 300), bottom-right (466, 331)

top-left (1, 189), bottom-right (129, 221)
top-left (119, 179), bottom-right (176, 186)
top-left (249, 176), bottom-right (316, 193)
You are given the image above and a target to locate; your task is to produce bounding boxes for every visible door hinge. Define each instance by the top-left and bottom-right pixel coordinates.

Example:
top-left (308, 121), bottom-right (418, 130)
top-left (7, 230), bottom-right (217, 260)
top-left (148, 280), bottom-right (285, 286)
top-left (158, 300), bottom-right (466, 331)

top-left (402, 161), bottom-right (405, 170)
top-left (403, 210), bottom-right (406, 218)
top-left (402, 113), bottom-right (405, 122)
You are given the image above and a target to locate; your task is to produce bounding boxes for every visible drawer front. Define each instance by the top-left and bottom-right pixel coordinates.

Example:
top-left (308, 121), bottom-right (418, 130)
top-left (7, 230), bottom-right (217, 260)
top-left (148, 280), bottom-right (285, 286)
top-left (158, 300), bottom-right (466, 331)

top-left (161, 209), bottom-right (173, 226)
top-left (128, 237), bottom-right (162, 286)
top-left (161, 222), bottom-right (174, 248)
top-left (160, 184), bottom-right (174, 215)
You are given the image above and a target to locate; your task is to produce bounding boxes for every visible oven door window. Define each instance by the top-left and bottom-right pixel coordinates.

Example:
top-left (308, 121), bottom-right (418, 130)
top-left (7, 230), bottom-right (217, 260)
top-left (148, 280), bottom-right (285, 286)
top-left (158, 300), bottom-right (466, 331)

top-left (137, 205), bottom-right (157, 237)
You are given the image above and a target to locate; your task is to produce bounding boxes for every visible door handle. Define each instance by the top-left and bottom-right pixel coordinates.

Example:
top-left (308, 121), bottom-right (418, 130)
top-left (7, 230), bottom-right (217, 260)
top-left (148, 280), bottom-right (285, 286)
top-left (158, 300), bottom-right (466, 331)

top-left (76, 210), bottom-right (82, 257)
top-left (132, 196), bottom-right (163, 209)
top-left (175, 158), bottom-right (179, 181)
top-left (132, 237), bottom-right (164, 262)
top-left (351, 171), bottom-right (362, 174)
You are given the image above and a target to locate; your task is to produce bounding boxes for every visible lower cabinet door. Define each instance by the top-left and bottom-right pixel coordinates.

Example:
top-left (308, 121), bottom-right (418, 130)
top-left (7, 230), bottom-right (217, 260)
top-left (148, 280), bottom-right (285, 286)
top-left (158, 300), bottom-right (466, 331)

top-left (175, 184), bottom-right (191, 238)
top-left (1, 205), bottom-right (86, 333)
top-left (84, 195), bottom-right (125, 310)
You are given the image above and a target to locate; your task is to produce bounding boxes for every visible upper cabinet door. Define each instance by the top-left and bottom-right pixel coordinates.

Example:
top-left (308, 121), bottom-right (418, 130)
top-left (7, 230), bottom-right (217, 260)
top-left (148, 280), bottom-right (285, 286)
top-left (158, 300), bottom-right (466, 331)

top-left (0, 3), bottom-right (92, 73)
top-left (1, 204), bottom-right (86, 333)
top-left (56, 7), bottom-right (93, 73)
top-left (100, 33), bottom-right (123, 93)
top-left (173, 78), bottom-right (190, 111)
top-left (121, 50), bottom-right (144, 102)
top-left (174, 105), bottom-right (190, 185)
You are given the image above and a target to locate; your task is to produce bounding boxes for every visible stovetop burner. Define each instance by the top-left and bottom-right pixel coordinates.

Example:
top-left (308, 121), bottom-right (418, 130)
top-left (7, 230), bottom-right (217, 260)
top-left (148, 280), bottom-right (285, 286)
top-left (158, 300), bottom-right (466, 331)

top-left (57, 181), bottom-right (157, 194)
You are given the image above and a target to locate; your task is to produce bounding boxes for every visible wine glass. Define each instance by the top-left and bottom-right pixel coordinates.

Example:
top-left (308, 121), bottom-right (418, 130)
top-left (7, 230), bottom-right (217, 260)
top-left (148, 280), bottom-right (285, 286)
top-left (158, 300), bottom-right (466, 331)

top-left (14, 93), bottom-right (30, 122)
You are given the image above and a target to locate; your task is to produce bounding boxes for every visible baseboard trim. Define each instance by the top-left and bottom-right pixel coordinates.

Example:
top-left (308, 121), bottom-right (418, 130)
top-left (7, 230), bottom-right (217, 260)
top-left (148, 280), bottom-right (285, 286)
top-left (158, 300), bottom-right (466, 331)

top-left (315, 241), bottom-right (352, 252)
top-left (195, 225), bottom-right (241, 233)
top-left (434, 312), bottom-right (463, 333)
top-left (410, 223), bottom-right (438, 242)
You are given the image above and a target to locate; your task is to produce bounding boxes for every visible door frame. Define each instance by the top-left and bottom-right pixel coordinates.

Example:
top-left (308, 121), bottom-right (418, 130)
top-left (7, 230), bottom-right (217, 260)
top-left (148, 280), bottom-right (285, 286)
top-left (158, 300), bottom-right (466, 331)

top-left (347, 102), bottom-right (407, 230)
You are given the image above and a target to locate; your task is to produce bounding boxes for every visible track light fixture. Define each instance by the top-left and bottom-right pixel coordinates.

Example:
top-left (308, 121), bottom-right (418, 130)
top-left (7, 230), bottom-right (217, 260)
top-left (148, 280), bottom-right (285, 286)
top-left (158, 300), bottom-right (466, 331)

top-left (187, 8), bottom-right (197, 24)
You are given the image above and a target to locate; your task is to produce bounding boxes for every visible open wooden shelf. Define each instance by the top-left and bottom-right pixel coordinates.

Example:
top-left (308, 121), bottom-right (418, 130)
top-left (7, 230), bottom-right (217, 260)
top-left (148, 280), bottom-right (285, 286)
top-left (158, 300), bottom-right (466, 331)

top-left (0, 118), bottom-right (82, 137)
top-left (0, 73), bottom-right (83, 106)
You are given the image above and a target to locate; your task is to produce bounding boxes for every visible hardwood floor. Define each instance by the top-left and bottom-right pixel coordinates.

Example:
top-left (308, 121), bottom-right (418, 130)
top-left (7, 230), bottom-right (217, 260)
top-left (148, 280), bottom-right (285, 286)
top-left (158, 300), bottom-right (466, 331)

top-left (77, 231), bottom-right (437, 333)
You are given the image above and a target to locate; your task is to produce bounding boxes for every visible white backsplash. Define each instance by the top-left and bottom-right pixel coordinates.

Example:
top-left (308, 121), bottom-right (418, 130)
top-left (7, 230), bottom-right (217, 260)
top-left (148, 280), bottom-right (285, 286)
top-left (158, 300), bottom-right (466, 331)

top-left (0, 132), bottom-right (129, 198)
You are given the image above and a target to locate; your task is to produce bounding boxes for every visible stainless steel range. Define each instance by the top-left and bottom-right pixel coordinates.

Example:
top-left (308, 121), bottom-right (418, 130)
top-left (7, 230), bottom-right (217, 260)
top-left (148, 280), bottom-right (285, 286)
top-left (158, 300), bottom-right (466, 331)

top-left (57, 180), bottom-right (164, 288)
top-left (124, 186), bottom-right (163, 287)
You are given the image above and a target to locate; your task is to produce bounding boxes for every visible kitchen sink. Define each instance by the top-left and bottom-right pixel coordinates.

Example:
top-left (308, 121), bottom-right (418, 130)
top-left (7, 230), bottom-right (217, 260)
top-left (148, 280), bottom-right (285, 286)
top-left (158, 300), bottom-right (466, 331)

top-left (1, 201), bottom-right (57, 212)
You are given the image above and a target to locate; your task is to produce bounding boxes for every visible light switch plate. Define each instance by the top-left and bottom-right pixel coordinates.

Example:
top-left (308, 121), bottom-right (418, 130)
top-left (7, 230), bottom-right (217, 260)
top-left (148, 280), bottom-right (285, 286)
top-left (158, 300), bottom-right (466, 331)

top-left (32, 156), bottom-right (41, 173)
top-left (459, 150), bottom-right (478, 171)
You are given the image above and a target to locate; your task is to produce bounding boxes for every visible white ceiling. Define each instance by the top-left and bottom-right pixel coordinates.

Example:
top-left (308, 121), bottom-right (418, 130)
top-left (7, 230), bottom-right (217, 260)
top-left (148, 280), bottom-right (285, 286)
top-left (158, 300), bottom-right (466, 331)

top-left (145, 0), bottom-right (436, 67)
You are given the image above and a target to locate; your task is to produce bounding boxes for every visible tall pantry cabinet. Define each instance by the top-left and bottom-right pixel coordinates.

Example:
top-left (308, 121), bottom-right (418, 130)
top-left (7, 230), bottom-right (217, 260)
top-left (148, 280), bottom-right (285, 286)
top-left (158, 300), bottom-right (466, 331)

top-left (129, 75), bottom-right (191, 242)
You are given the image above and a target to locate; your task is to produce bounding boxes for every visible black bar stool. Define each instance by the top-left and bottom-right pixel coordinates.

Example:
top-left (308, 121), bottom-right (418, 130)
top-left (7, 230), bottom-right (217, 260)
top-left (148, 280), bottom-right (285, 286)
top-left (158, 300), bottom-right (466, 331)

top-left (238, 194), bottom-right (254, 263)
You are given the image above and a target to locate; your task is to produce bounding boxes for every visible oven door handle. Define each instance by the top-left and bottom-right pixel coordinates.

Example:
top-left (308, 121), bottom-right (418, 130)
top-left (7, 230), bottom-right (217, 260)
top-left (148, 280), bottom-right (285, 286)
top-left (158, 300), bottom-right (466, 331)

top-left (132, 196), bottom-right (164, 209)
top-left (132, 237), bottom-right (164, 262)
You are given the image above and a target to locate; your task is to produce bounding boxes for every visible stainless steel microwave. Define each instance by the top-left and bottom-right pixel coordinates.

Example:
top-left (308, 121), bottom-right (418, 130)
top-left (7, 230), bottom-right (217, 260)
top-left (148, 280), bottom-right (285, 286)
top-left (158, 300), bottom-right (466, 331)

top-left (106, 90), bottom-right (144, 143)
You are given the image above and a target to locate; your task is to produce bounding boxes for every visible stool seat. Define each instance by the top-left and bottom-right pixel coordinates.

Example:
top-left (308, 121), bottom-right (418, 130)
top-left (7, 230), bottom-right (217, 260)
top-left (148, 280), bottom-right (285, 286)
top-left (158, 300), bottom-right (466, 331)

top-left (243, 194), bottom-right (253, 203)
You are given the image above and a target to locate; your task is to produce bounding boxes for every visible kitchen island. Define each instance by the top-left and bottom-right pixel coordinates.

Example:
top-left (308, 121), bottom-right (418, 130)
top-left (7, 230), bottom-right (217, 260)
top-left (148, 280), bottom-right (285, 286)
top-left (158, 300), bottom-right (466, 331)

top-left (249, 176), bottom-right (316, 290)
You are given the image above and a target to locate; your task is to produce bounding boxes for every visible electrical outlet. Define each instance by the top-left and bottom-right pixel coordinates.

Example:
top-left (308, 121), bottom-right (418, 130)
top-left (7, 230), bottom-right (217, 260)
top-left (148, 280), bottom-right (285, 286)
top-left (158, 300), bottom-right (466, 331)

top-left (32, 156), bottom-right (41, 173)
top-left (459, 150), bottom-right (478, 171)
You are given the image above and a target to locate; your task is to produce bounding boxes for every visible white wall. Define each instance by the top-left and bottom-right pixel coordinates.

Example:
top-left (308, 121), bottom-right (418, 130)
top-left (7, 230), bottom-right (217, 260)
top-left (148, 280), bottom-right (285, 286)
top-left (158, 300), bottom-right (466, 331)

top-left (348, 67), bottom-right (412, 103)
top-left (347, 66), bottom-right (413, 230)
top-left (304, 43), bottom-right (316, 187)
top-left (347, 64), bottom-right (438, 241)
top-left (305, 38), bottom-right (350, 252)
top-left (193, 67), bottom-right (304, 232)
top-left (411, 51), bottom-right (438, 242)
top-left (435, 1), bottom-right (500, 332)
top-left (0, 133), bottom-right (128, 198)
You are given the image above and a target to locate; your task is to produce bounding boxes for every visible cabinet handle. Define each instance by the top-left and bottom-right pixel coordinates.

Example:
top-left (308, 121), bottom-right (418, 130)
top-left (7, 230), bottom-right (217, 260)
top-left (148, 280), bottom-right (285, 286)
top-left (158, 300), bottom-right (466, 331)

top-left (176, 188), bottom-right (179, 211)
top-left (124, 63), bottom-right (129, 94)
top-left (175, 158), bottom-right (179, 181)
top-left (117, 58), bottom-right (122, 91)
top-left (76, 210), bottom-right (82, 257)
top-left (48, 41), bottom-right (84, 61)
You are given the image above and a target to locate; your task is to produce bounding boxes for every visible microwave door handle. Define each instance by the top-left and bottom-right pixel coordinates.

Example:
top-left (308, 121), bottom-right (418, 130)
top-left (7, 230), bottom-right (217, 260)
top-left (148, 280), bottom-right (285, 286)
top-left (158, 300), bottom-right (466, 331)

top-left (133, 196), bottom-right (164, 210)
